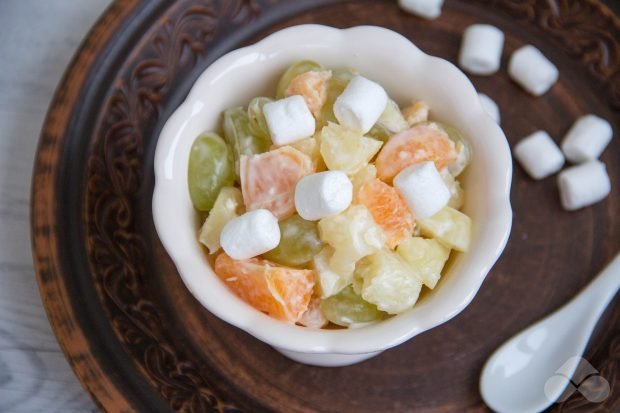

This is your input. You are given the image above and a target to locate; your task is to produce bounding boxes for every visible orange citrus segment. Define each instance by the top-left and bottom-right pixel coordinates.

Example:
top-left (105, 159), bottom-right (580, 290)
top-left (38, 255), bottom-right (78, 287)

top-left (298, 295), bottom-right (328, 328)
top-left (240, 146), bottom-right (314, 219)
top-left (214, 253), bottom-right (315, 323)
top-left (285, 70), bottom-right (332, 117)
top-left (375, 124), bottom-right (458, 182)
top-left (358, 179), bottom-right (414, 249)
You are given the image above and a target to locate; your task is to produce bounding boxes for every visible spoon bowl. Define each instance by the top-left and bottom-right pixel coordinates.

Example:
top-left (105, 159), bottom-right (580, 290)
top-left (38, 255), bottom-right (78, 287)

top-left (480, 253), bottom-right (620, 413)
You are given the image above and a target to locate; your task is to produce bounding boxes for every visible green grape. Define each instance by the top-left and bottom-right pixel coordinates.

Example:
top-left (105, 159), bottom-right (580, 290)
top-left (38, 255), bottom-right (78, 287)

top-left (367, 124), bottom-right (391, 143)
top-left (188, 133), bottom-right (235, 212)
top-left (276, 60), bottom-right (323, 99)
top-left (318, 68), bottom-right (357, 128)
top-left (247, 97), bottom-right (273, 140)
top-left (223, 107), bottom-right (271, 178)
top-left (320, 285), bottom-right (384, 327)
top-left (264, 214), bottom-right (323, 267)
top-left (332, 68), bottom-right (357, 84)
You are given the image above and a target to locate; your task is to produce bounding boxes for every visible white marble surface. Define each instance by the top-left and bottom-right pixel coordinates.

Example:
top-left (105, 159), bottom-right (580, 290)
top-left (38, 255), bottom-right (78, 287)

top-left (0, 1), bottom-right (111, 412)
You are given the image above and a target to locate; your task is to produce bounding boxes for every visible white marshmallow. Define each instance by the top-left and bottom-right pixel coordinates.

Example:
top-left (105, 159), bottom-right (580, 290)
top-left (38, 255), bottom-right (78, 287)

top-left (220, 209), bottom-right (280, 260)
top-left (334, 76), bottom-right (388, 134)
top-left (394, 161), bottom-right (450, 219)
top-left (561, 114), bottom-right (613, 163)
top-left (295, 171), bottom-right (353, 221)
top-left (398, 0), bottom-right (444, 19)
top-left (558, 161), bottom-right (611, 211)
top-left (264, 95), bottom-right (315, 146)
top-left (459, 24), bottom-right (505, 76)
top-left (508, 45), bottom-right (559, 96)
top-left (514, 131), bottom-right (565, 180)
top-left (478, 93), bottom-right (501, 124)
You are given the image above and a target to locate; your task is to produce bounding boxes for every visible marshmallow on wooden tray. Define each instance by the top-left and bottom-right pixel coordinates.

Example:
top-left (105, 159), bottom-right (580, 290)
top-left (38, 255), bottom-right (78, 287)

top-left (459, 24), bottom-right (505, 75)
top-left (508, 45), bottom-right (559, 96)
top-left (514, 131), bottom-right (565, 180)
top-left (264, 95), bottom-right (315, 146)
top-left (478, 93), bottom-right (501, 124)
top-left (220, 209), bottom-right (280, 260)
top-left (295, 171), bottom-right (353, 221)
top-left (394, 161), bottom-right (450, 219)
top-left (561, 115), bottom-right (613, 163)
top-left (334, 76), bottom-right (388, 134)
top-left (398, 0), bottom-right (444, 20)
top-left (558, 161), bottom-right (611, 211)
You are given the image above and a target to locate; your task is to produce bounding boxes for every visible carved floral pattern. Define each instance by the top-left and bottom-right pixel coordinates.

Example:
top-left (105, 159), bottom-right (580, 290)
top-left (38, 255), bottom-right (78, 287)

top-left (83, 0), bottom-right (619, 411)
top-left (86, 1), bottom-right (274, 411)
top-left (470, 0), bottom-right (620, 109)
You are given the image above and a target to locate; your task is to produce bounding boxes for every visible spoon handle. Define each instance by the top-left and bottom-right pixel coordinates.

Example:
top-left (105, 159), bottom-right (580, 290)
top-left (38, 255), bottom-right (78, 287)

top-left (571, 253), bottom-right (620, 321)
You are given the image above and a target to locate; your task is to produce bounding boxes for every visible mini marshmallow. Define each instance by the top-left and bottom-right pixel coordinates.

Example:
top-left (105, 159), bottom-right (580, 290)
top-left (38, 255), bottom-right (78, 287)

top-left (264, 95), bottom-right (315, 146)
top-left (558, 161), bottom-right (611, 211)
top-left (514, 131), bottom-right (565, 180)
top-left (478, 93), bottom-right (501, 124)
top-left (394, 161), bottom-right (450, 219)
top-left (561, 114), bottom-right (613, 163)
top-left (295, 171), bottom-right (353, 221)
top-left (508, 45), bottom-right (559, 96)
top-left (398, 0), bottom-right (444, 19)
top-left (459, 24), bottom-right (505, 75)
top-left (334, 76), bottom-right (388, 134)
top-left (220, 209), bottom-right (280, 260)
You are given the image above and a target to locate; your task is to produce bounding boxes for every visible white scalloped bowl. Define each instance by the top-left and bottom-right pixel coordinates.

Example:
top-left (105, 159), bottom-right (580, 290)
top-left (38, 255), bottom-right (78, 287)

top-left (153, 25), bottom-right (512, 367)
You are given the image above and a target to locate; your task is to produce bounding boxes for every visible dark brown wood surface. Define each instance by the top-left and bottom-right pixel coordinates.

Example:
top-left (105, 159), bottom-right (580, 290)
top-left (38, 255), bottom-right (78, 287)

top-left (32, 0), bottom-right (620, 412)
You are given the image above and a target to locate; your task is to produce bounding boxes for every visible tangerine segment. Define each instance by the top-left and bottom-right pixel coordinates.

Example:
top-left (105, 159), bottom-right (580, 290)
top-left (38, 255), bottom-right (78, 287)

top-left (358, 179), bottom-right (414, 249)
top-left (375, 124), bottom-right (458, 182)
top-left (240, 146), bottom-right (314, 219)
top-left (214, 253), bottom-right (315, 323)
top-left (297, 295), bottom-right (328, 328)
top-left (285, 71), bottom-right (332, 117)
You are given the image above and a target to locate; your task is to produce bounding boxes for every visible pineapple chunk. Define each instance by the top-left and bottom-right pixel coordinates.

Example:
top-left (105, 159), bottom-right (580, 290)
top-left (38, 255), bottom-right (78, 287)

top-left (318, 205), bottom-right (385, 275)
top-left (356, 249), bottom-right (422, 314)
top-left (199, 187), bottom-right (244, 254)
top-left (441, 170), bottom-right (465, 210)
top-left (378, 100), bottom-right (408, 133)
top-left (417, 207), bottom-right (472, 252)
top-left (290, 136), bottom-right (326, 171)
top-left (402, 101), bottom-right (429, 126)
top-left (397, 237), bottom-right (451, 289)
top-left (368, 99), bottom-right (408, 142)
top-left (438, 122), bottom-right (471, 177)
top-left (350, 164), bottom-right (377, 201)
top-left (320, 122), bottom-right (383, 175)
top-left (311, 247), bottom-right (353, 298)
top-left (351, 271), bottom-right (364, 295)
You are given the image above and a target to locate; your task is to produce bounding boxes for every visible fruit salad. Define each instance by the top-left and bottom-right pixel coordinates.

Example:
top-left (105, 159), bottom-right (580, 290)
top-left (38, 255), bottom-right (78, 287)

top-left (188, 61), bottom-right (473, 328)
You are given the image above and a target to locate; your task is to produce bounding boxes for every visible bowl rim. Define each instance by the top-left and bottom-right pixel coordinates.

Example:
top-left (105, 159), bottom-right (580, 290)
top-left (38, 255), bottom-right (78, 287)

top-left (153, 24), bottom-right (513, 355)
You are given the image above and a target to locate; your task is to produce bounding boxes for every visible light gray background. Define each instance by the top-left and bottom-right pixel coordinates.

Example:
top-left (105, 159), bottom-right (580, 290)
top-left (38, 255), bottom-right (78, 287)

top-left (0, 1), bottom-right (111, 411)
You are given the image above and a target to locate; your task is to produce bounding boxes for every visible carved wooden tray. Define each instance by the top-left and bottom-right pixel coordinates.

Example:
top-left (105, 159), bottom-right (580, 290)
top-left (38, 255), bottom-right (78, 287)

top-left (32, 1), bottom-right (619, 412)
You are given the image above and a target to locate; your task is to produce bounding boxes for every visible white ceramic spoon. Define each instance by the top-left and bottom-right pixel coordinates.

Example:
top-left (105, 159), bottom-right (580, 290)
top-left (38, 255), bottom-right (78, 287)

top-left (480, 253), bottom-right (620, 413)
